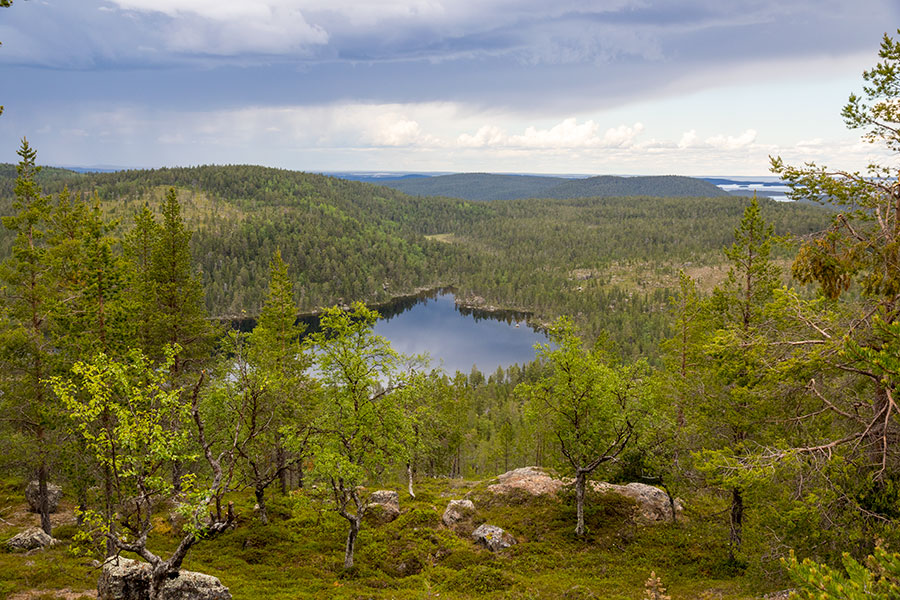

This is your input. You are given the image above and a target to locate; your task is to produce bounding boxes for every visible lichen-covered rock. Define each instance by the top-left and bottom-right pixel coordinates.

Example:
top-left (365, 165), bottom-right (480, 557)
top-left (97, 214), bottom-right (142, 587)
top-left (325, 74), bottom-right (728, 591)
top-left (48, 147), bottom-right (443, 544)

top-left (98, 557), bottom-right (151, 600)
top-left (364, 489), bottom-right (400, 525)
top-left (6, 527), bottom-right (59, 551)
top-left (481, 467), bottom-right (683, 523)
top-left (25, 480), bottom-right (62, 513)
top-left (368, 490), bottom-right (400, 511)
top-left (442, 499), bottom-right (475, 527)
top-left (97, 557), bottom-right (231, 600)
top-left (471, 523), bottom-right (516, 552)
top-left (485, 466), bottom-right (566, 496)
top-left (591, 481), bottom-right (683, 523)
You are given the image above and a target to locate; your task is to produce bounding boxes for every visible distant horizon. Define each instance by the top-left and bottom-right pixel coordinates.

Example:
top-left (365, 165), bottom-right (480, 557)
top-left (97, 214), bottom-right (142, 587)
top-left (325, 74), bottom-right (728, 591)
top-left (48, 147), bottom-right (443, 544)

top-left (43, 165), bottom-right (784, 183)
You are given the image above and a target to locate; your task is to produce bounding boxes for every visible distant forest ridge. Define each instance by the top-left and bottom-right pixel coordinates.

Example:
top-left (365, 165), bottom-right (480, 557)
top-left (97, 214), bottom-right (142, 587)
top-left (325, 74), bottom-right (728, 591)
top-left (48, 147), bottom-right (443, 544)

top-left (367, 172), bottom-right (731, 201)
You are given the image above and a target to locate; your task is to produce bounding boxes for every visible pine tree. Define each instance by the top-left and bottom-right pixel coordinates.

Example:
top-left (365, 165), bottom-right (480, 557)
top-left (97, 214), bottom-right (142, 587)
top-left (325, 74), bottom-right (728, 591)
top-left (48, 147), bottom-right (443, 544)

top-left (692, 198), bottom-right (781, 555)
top-left (148, 188), bottom-right (215, 374)
top-left (227, 249), bottom-right (312, 522)
top-left (123, 203), bottom-right (160, 355)
top-left (0, 139), bottom-right (59, 535)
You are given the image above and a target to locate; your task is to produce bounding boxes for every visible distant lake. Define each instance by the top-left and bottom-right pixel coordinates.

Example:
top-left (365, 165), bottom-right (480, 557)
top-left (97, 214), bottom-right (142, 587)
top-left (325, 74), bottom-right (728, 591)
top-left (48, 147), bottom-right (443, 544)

top-left (372, 290), bottom-right (549, 375)
top-left (232, 289), bottom-right (549, 375)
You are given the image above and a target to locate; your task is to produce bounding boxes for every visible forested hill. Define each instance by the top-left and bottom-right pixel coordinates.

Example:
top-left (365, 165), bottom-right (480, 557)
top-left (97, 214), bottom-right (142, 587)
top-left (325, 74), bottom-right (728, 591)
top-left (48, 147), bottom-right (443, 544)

top-left (0, 163), bottom-right (481, 316)
top-left (374, 172), bottom-right (729, 201)
top-left (0, 162), bottom-right (831, 354)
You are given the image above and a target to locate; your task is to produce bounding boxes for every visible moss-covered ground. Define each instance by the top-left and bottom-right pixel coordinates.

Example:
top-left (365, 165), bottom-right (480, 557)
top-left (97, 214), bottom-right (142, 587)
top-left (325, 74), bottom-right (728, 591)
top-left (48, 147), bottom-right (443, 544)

top-left (0, 476), bottom-right (789, 599)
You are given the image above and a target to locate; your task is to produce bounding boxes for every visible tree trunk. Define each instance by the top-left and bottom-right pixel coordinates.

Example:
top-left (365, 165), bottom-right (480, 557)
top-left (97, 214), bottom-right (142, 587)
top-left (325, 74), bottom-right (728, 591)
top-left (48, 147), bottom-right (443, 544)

top-left (276, 442), bottom-right (287, 494)
top-left (255, 486), bottom-right (268, 525)
top-left (343, 517), bottom-right (360, 569)
top-left (171, 460), bottom-right (182, 494)
top-left (103, 410), bottom-right (116, 556)
top-left (297, 462), bottom-right (304, 490)
top-left (38, 460), bottom-right (52, 536)
top-left (149, 564), bottom-right (168, 600)
top-left (406, 462), bottom-right (416, 498)
top-left (574, 470), bottom-right (586, 536)
top-left (729, 487), bottom-right (743, 555)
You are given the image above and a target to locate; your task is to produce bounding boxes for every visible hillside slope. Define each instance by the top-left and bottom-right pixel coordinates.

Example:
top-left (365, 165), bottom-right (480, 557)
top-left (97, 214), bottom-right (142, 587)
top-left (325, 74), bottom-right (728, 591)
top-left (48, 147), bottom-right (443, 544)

top-left (0, 163), bottom-right (831, 354)
top-left (376, 172), bottom-right (729, 201)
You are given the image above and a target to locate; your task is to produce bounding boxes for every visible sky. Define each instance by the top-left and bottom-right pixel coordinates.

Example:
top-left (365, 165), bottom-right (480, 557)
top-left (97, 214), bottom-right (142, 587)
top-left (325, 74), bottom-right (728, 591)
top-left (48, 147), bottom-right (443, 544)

top-left (1, 0), bottom-right (898, 175)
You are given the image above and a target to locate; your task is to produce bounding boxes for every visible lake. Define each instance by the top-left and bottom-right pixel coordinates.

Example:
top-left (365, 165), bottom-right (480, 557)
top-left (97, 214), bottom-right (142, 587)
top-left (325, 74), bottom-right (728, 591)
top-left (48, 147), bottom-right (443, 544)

top-left (372, 290), bottom-right (549, 375)
top-left (232, 289), bottom-right (550, 375)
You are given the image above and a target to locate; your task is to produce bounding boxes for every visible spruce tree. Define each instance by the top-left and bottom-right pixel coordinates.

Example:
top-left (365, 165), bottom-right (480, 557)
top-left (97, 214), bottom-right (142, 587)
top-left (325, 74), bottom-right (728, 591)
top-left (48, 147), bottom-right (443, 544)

top-left (149, 188), bottom-right (215, 373)
top-left (123, 203), bottom-right (160, 355)
top-left (692, 197), bottom-right (781, 556)
top-left (0, 139), bottom-right (59, 535)
top-left (227, 250), bottom-right (312, 522)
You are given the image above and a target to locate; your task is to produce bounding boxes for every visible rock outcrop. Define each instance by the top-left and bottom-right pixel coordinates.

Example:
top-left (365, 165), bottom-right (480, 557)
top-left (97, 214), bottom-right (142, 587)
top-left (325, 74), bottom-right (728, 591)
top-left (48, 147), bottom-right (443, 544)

top-left (364, 489), bottom-right (400, 525)
top-left (481, 467), bottom-right (682, 523)
top-left (25, 480), bottom-right (62, 513)
top-left (97, 557), bottom-right (231, 600)
top-left (472, 524), bottom-right (517, 552)
top-left (6, 527), bottom-right (59, 551)
top-left (485, 466), bottom-right (567, 496)
top-left (592, 481), bottom-right (682, 523)
top-left (442, 499), bottom-right (476, 527)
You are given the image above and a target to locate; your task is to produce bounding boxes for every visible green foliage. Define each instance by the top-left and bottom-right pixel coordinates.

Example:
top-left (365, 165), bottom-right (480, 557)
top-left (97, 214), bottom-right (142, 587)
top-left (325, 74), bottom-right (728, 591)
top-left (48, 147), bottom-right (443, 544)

top-left (518, 317), bottom-right (648, 534)
top-left (51, 347), bottom-right (195, 542)
top-left (0, 163), bottom-right (831, 357)
top-left (520, 317), bottom-right (644, 474)
top-left (786, 547), bottom-right (900, 599)
top-left (308, 303), bottom-right (411, 492)
top-left (379, 172), bottom-right (729, 201)
top-left (147, 187), bottom-right (216, 370)
top-left (443, 564), bottom-right (515, 594)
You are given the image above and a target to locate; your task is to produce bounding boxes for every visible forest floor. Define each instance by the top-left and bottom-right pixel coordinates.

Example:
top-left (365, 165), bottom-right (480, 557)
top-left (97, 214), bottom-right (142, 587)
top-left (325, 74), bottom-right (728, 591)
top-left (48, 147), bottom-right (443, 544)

top-left (0, 475), bottom-right (793, 600)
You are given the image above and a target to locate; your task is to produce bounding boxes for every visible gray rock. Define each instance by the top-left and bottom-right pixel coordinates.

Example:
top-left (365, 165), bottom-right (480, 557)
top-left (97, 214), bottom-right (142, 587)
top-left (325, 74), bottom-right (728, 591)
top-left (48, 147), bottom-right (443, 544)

top-left (6, 527), bottom-right (59, 551)
top-left (472, 523), bottom-right (516, 552)
top-left (97, 557), bottom-right (231, 600)
top-left (368, 489), bottom-right (400, 511)
top-left (442, 499), bottom-right (475, 527)
top-left (365, 489), bottom-right (400, 525)
top-left (98, 557), bottom-right (151, 600)
top-left (482, 467), bottom-right (683, 524)
top-left (485, 466), bottom-right (566, 496)
top-left (25, 480), bottom-right (62, 513)
top-left (592, 481), bottom-right (683, 523)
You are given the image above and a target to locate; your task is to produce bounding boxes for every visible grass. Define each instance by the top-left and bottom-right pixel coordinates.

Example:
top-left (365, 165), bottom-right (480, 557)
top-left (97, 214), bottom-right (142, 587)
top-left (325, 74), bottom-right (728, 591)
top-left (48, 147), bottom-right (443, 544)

top-left (424, 233), bottom-right (456, 244)
top-left (0, 476), bottom-right (788, 600)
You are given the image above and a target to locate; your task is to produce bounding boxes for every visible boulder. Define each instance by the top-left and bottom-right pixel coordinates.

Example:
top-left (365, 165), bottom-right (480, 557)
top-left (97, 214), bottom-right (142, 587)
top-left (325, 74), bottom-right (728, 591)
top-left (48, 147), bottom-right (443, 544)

top-left (471, 523), bottom-right (516, 552)
top-left (485, 466), bottom-right (566, 496)
top-left (364, 490), bottom-right (400, 525)
top-left (591, 482), bottom-right (683, 523)
top-left (442, 499), bottom-right (475, 527)
top-left (6, 527), bottom-right (59, 551)
top-left (98, 557), bottom-right (231, 600)
top-left (482, 467), bottom-right (683, 523)
top-left (25, 480), bottom-right (62, 513)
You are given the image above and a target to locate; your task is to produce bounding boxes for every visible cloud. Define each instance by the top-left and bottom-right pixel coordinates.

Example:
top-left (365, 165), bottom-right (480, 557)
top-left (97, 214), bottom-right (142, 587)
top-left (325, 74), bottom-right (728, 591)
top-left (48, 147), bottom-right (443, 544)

top-left (458, 119), bottom-right (644, 149)
top-left (678, 130), bottom-right (698, 148)
top-left (108, 0), bottom-right (329, 55)
top-left (705, 129), bottom-right (757, 150)
top-left (5, 97), bottom-right (893, 176)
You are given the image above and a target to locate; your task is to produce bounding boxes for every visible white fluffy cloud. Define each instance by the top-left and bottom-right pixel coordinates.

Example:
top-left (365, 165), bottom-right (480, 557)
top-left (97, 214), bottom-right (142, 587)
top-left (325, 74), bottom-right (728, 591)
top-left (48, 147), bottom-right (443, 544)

top-left (705, 129), bottom-right (757, 150)
top-left (8, 97), bottom-right (892, 176)
top-left (458, 118), bottom-right (644, 149)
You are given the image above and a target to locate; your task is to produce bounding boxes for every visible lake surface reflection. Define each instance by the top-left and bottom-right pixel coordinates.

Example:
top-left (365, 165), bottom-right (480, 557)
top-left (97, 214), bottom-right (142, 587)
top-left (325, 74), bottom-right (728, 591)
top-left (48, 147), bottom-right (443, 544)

top-left (372, 290), bottom-right (549, 375)
top-left (232, 289), bottom-right (549, 374)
